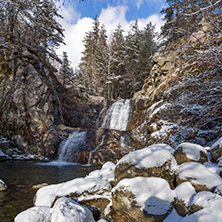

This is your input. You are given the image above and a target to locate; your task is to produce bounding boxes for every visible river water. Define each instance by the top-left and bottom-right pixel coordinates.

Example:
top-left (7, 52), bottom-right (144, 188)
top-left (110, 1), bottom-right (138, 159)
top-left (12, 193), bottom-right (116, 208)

top-left (0, 161), bottom-right (99, 222)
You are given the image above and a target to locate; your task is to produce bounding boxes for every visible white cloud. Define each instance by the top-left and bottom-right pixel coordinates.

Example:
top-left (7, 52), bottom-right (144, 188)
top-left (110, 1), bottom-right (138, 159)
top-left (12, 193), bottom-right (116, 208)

top-left (57, 5), bottom-right (164, 68)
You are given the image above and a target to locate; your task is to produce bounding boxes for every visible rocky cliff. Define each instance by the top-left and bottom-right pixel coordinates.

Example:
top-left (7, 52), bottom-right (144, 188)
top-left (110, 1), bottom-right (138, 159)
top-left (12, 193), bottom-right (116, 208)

top-left (0, 46), bottom-right (100, 158)
top-left (131, 29), bottom-right (222, 149)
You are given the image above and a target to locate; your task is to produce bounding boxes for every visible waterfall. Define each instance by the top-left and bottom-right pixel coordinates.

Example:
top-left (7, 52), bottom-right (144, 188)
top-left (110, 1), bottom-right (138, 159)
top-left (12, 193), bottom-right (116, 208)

top-left (101, 99), bottom-right (131, 131)
top-left (96, 99), bottom-right (107, 128)
top-left (58, 130), bottom-right (87, 163)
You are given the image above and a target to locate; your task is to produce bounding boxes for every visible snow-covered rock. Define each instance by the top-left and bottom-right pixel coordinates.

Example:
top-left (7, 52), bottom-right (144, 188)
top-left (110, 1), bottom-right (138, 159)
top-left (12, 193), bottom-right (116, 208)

top-left (173, 182), bottom-right (196, 216)
top-left (112, 177), bottom-right (174, 221)
top-left (190, 191), bottom-right (222, 215)
top-left (14, 206), bottom-right (51, 222)
top-left (174, 142), bottom-right (208, 164)
top-left (35, 177), bottom-right (112, 207)
top-left (177, 162), bottom-right (222, 192)
top-left (182, 208), bottom-right (222, 222)
top-left (214, 184), bottom-right (222, 196)
top-left (0, 179), bottom-right (7, 191)
top-left (87, 161), bottom-right (115, 184)
top-left (51, 197), bottom-right (95, 222)
top-left (114, 144), bottom-right (178, 185)
top-left (210, 137), bottom-right (222, 162)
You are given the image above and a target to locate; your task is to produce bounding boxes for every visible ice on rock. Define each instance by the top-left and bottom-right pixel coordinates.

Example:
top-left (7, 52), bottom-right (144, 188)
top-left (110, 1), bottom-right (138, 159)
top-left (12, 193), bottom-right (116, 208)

top-left (14, 206), bottom-right (51, 222)
top-left (51, 197), bottom-right (95, 222)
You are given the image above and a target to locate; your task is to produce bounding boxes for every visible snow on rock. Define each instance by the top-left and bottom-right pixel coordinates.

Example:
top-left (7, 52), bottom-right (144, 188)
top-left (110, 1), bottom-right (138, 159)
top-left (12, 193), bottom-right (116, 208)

top-left (35, 183), bottom-right (64, 207)
top-left (0, 179), bottom-right (7, 191)
top-left (174, 142), bottom-right (208, 164)
top-left (210, 137), bottom-right (222, 162)
top-left (87, 161), bottom-right (115, 184)
top-left (14, 206), bottom-right (51, 222)
top-left (114, 144), bottom-right (178, 185)
top-left (190, 191), bottom-right (222, 216)
top-left (35, 177), bottom-right (112, 207)
top-left (214, 184), bottom-right (222, 196)
top-left (173, 182), bottom-right (196, 216)
top-left (182, 208), bottom-right (222, 222)
top-left (112, 177), bottom-right (174, 221)
top-left (163, 208), bottom-right (183, 222)
top-left (177, 162), bottom-right (222, 192)
top-left (51, 197), bottom-right (95, 222)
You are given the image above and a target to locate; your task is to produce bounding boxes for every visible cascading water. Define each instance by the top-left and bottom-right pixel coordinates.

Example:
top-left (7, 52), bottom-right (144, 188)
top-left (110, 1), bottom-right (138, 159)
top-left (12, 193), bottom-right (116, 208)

top-left (101, 99), bottom-right (131, 131)
top-left (58, 130), bottom-right (87, 163)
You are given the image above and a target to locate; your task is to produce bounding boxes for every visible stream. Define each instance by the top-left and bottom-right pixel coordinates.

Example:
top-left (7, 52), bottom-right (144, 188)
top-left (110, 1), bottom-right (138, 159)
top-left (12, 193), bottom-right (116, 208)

top-left (0, 160), bottom-right (99, 222)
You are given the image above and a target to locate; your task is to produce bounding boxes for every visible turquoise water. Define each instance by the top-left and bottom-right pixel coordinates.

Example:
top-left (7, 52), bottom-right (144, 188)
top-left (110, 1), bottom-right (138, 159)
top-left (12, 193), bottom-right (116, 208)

top-left (0, 161), bottom-right (99, 222)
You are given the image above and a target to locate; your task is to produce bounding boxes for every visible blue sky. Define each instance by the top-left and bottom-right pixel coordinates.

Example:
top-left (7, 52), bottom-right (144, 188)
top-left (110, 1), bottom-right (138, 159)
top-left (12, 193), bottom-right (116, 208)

top-left (57, 0), bottom-right (166, 68)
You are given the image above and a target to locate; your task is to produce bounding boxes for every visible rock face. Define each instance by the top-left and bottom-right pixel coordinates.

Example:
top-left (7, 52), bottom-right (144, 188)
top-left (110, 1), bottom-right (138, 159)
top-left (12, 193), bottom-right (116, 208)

top-left (0, 46), bottom-right (99, 158)
top-left (131, 30), bottom-right (222, 148)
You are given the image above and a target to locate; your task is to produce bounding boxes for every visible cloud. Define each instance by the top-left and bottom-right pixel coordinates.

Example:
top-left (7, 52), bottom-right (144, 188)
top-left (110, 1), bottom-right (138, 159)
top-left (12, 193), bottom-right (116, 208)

top-left (57, 5), bottom-right (164, 68)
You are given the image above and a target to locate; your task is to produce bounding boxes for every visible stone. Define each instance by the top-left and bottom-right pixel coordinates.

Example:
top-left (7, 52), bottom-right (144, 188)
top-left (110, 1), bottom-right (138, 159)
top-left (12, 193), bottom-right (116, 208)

top-left (114, 144), bottom-right (178, 186)
top-left (51, 197), bottom-right (95, 222)
top-left (0, 179), bottom-right (7, 191)
top-left (174, 142), bottom-right (208, 164)
top-left (173, 182), bottom-right (196, 217)
top-left (210, 137), bottom-right (222, 162)
top-left (177, 162), bottom-right (222, 192)
top-left (112, 177), bottom-right (174, 222)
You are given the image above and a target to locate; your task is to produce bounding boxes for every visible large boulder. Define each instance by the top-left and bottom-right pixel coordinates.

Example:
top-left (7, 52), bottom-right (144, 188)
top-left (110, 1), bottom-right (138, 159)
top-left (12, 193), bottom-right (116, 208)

top-left (112, 177), bottom-right (174, 222)
top-left (114, 144), bottom-right (177, 186)
top-left (174, 142), bottom-right (208, 164)
top-left (35, 177), bottom-right (112, 208)
top-left (51, 197), bottom-right (95, 222)
top-left (177, 162), bottom-right (222, 192)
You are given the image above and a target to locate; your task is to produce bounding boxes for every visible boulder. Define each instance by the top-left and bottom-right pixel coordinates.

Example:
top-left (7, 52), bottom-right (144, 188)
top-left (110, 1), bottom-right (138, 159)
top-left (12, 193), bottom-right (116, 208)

top-left (114, 144), bottom-right (177, 186)
top-left (51, 197), bottom-right (95, 222)
top-left (112, 177), bottom-right (174, 222)
top-left (0, 179), bottom-right (7, 191)
top-left (210, 137), bottom-right (222, 162)
top-left (0, 149), bottom-right (10, 161)
top-left (35, 177), bottom-right (112, 208)
top-left (190, 191), bottom-right (222, 215)
top-left (173, 182), bottom-right (196, 217)
top-left (174, 142), bottom-right (208, 164)
top-left (177, 162), bottom-right (222, 192)
top-left (14, 206), bottom-right (51, 222)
